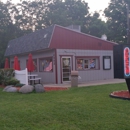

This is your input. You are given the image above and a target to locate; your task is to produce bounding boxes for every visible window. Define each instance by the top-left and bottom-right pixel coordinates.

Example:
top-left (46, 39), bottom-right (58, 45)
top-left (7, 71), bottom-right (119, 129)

top-left (76, 57), bottom-right (99, 70)
top-left (77, 59), bottom-right (83, 70)
top-left (103, 56), bottom-right (111, 70)
top-left (39, 58), bottom-right (53, 72)
top-left (84, 59), bottom-right (89, 69)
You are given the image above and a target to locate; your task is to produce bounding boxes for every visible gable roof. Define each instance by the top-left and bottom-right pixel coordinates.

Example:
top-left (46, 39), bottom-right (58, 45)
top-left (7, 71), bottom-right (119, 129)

top-left (50, 25), bottom-right (117, 50)
top-left (5, 25), bottom-right (55, 56)
top-left (5, 24), bottom-right (117, 57)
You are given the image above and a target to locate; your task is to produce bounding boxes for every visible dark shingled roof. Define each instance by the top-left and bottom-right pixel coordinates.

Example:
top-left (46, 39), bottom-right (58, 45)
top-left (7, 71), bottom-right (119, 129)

top-left (5, 25), bottom-right (55, 56)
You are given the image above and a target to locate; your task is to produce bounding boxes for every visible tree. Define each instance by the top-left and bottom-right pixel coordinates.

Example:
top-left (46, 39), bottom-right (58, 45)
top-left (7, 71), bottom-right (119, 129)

top-left (0, 1), bottom-right (24, 68)
top-left (9, 0), bottom-right (90, 31)
top-left (104, 0), bottom-right (130, 44)
top-left (8, 0), bottom-right (55, 30)
top-left (43, 0), bottom-right (89, 27)
top-left (0, 1), bottom-right (14, 67)
top-left (84, 12), bottom-right (108, 38)
top-left (42, 0), bottom-right (108, 38)
top-left (8, 0), bottom-right (107, 38)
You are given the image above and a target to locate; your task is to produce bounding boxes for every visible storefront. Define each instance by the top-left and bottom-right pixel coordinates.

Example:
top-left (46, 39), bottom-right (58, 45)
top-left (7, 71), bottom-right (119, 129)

top-left (5, 24), bottom-right (117, 84)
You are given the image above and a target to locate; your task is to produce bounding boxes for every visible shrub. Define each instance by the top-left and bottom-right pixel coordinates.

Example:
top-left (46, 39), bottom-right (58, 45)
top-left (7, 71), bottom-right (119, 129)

top-left (0, 68), bottom-right (15, 85)
top-left (15, 83), bottom-right (25, 87)
top-left (0, 68), bottom-right (14, 77)
top-left (6, 77), bottom-right (20, 86)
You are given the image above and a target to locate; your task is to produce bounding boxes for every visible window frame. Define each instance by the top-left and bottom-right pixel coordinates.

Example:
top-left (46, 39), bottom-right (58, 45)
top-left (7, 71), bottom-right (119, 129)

top-left (39, 57), bottom-right (53, 72)
top-left (103, 56), bottom-right (111, 70)
top-left (76, 56), bottom-right (100, 71)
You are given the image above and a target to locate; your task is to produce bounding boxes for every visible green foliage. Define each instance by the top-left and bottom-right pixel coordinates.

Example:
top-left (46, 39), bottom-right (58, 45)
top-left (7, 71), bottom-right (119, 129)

top-left (43, 0), bottom-right (89, 27)
top-left (104, 0), bottom-right (130, 44)
top-left (15, 83), bottom-right (25, 87)
top-left (6, 77), bottom-right (20, 86)
top-left (0, 68), bottom-right (14, 76)
top-left (0, 1), bottom-right (26, 68)
top-left (84, 12), bottom-right (108, 38)
top-left (0, 83), bottom-right (130, 129)
top-left (8, 0), bottom-right (90, 30)
top-left (0, 68), bottom-right (14, 85)
top-left (7, 0), bottom-right (108, 38)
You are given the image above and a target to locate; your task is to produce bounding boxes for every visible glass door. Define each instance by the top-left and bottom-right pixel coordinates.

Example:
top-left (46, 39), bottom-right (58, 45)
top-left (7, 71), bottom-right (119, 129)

top-left (62, 57), bottom-right (72, 82)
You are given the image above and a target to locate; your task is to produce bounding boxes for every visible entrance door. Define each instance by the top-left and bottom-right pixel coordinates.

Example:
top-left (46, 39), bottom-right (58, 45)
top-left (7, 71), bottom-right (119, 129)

top-left (62, 57), bottom-right (72, 82)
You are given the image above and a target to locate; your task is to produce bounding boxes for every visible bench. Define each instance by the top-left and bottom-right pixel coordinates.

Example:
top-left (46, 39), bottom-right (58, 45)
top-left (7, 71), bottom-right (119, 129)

top-left (29, 77), bottom-right (41, 84)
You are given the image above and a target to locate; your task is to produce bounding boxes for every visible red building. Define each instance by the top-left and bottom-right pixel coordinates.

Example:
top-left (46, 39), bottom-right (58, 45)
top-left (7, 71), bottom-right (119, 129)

top-left (5, 25), bottom-right (117, 84)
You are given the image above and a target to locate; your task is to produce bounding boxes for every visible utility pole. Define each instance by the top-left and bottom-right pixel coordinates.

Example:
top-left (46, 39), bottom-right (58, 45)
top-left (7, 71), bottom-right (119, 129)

top-left (127, 4), bottom-right (130, 44)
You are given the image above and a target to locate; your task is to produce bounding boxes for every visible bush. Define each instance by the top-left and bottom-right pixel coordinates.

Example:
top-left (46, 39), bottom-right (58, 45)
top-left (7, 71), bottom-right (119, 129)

top-left (15, 83), bottom-right (25, 87)
top-left (0, 68), bottom-right (14, 77)
top-left (0, 68), bottom-right (15, 85)
top-left (6, 77), bottom-right (20, 86)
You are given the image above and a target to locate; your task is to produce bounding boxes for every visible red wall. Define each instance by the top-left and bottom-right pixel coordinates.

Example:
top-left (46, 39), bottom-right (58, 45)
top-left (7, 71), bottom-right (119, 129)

top-left (49, 25), bottom-right (115, 50)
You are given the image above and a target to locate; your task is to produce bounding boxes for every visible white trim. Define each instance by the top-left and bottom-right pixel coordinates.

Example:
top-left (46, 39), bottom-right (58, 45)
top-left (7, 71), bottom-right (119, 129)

top-left (61, 56), bottom-right (72, 82)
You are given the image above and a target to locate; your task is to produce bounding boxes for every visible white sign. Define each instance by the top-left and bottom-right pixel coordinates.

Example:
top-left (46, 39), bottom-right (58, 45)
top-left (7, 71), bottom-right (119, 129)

top-left (103, 56), bottom-right (111, 70)
top-left (104, 59), bottom-right (110, 69)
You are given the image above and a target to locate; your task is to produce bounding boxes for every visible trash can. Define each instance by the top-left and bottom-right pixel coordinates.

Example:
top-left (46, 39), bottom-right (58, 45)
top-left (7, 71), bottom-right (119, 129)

top-left (71, 71), bottom-right (78, 87)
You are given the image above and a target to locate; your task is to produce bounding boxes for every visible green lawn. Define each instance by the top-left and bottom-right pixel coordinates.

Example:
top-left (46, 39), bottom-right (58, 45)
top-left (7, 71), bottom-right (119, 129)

top-left (0, 83), bottom-right (130, 130)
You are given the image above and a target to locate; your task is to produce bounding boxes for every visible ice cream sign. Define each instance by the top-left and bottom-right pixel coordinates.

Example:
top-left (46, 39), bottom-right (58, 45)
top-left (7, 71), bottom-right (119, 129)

top-left (124, 47), bottom-right (130, 77)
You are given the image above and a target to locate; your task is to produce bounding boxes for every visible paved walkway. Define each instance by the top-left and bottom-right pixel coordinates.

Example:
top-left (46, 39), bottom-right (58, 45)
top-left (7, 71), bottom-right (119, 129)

top-left (44, 78), bottom-right (126, 88)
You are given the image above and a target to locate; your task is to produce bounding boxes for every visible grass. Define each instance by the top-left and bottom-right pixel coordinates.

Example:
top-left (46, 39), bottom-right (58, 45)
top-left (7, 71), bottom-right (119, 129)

top-left (0, 83), bottom-right (130, 130)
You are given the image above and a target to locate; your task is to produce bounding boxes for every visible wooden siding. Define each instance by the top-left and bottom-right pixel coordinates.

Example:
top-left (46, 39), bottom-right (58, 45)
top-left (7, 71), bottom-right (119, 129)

top-left (10, 49), bottom-right (56, 84)
top-left (49, 25), bottom-right (115, 50)
top-left (56, 49), bottom-right (114, 84)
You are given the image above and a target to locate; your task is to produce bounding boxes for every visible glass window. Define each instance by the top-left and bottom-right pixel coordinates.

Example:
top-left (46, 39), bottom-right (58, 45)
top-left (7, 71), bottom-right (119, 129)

top-left (76, 58), bottom-right (99, 70)
top-left (77, 59), bottom-right (83, 70)
top-left (39, 58), bottom-right (53, 72)
top-left (89, 59), bottom-right (96, 69)
top-left (84, 60), bottom-right (89, 69)
top-left (103, 56), bottom-right (111, 70)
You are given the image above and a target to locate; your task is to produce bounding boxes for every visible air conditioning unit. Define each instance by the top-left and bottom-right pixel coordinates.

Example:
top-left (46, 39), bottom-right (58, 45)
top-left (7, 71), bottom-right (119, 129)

top-left (101, 34), bottom-right (107, 40)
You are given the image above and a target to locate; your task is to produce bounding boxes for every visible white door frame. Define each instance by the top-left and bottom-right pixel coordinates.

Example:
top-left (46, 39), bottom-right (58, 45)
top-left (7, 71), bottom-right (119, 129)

top-left (61, 56), bottom-right (72, 82)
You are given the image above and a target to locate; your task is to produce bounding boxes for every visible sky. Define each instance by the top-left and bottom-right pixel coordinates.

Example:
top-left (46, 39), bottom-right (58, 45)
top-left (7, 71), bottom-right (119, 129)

top-left (86, 0), bottom-right (110, 20)
top-left (2, 0), bottom-right (111, 20)
top-left (86, 0), bottom-right (110, 13)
